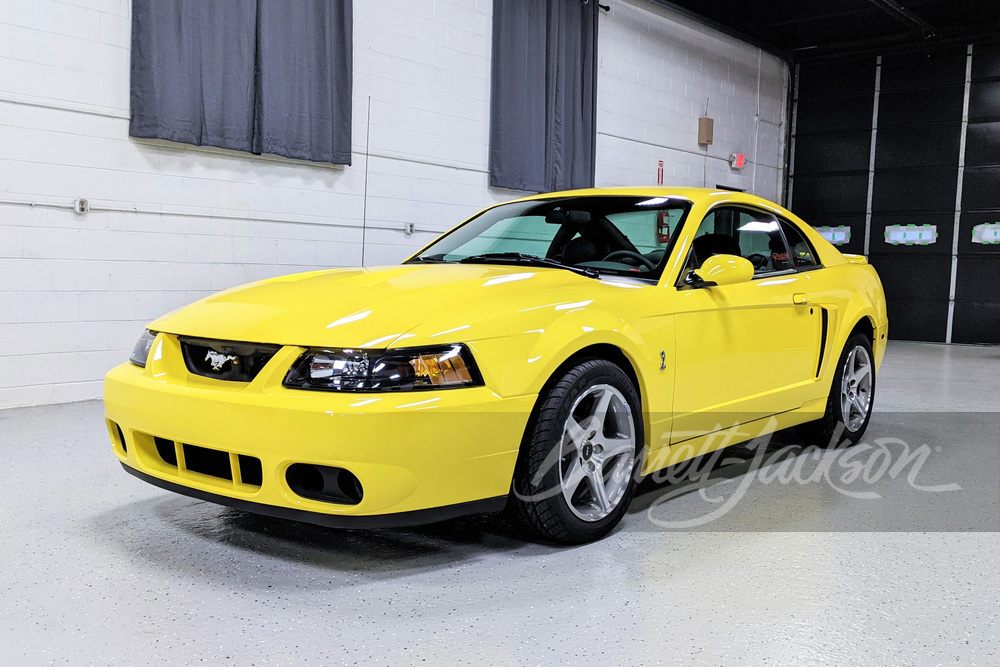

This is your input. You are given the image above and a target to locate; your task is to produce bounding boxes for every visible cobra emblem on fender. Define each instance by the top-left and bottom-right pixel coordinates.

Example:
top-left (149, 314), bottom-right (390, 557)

top-left (205, 350), bottom-right (238, 371)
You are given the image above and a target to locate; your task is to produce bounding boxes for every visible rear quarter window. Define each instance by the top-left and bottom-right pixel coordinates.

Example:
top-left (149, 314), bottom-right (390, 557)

top-left (777, 217), bottom-right (820, 268)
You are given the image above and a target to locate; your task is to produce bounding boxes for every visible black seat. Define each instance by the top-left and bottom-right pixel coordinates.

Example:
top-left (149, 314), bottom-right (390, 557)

top-left (692, 233), bottom-right (742, 266)
top-left (561, 234), bottom-right (609, 265)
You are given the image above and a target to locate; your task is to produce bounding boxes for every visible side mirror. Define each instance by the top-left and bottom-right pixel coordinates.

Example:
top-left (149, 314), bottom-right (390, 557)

top-left (686, 254), bottom-right (754, 288)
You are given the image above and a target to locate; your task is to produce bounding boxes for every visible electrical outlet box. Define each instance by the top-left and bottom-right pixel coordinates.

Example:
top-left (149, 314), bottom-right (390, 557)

top-left (698, 117), bottom-right (714, 145)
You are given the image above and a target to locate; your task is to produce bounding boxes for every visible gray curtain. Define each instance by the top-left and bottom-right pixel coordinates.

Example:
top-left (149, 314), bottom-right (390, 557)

top-left (255, 0), bottom-right (353, 164)
top-left (130, 0), bottom-right (353, 166)
top-left (130, 0), bottom-right (257, 153)
top-left (489, 0), bottom-right (598, 192)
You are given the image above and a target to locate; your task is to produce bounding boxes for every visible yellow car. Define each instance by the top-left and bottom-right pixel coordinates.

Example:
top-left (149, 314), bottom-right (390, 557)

top-left (104, 187), bottom-right (887, 543)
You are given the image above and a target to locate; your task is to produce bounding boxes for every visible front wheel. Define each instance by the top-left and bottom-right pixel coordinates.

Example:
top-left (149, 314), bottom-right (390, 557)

top-left (509, 359), bottom-right (642, 544)
top-left (799, 332), bottom-right (876, 447)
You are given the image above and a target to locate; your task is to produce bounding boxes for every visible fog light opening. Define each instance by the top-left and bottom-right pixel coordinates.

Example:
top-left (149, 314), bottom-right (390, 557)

top-left (286, 463), bottom-right (363, 505)
top-left (111, 422), bottom-right (127, 453)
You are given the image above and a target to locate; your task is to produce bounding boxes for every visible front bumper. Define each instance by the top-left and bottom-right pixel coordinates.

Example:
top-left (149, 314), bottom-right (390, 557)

top-left (104, 334), bottom-right (534, 526)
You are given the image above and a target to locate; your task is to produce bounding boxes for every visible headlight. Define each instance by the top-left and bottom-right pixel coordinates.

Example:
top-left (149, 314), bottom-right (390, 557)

top-left (283, 344), bottom-right (483, 392)
top-left (129, 330), bottom-right (157, 367)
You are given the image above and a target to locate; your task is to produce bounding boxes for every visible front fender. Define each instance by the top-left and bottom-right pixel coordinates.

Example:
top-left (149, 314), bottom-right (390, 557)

top-left (467, 305), bottom-right (670, 427)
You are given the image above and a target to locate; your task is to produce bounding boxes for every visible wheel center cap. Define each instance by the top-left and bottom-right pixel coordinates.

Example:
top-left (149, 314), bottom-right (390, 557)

top-left (581, 442), bottom-right (594, 460)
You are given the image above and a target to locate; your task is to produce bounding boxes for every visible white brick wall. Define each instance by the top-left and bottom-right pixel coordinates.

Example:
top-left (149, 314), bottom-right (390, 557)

top-left (596, 0), bottom-right (789, 201)
top-left (0, 0), bottom-right (788, 408)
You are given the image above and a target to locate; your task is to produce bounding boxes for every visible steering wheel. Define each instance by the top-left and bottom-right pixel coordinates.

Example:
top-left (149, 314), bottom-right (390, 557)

top-left (746, 253), bottom-right (768, 269)
top-left (602, 250), bottom-right (656, 271)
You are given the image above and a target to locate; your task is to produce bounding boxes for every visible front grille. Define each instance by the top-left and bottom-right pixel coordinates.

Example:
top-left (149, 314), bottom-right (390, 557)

top-left (183, 443), bottom-right (232, 480)
top-left (179, 337), bottom-right (281, 382)
top-left (155, 436), bottom-right (177, 466)
top-left (139, 432), bottom-right (263, 489)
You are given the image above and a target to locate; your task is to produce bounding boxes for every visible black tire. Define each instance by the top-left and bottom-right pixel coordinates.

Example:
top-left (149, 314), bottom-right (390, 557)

top-left (798, 332), bottom-right (876, 447)
top-left (508, 359), bottom-right (643, 544)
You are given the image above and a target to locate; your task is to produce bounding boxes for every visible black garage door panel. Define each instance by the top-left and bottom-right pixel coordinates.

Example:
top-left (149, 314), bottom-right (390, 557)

top-left (968, 79), bottom-right (1000, 122)
top-left (793, 132), bottom-right (872, 174)
top-left (871, 167), bottom-right (958, 212)
top-left (869, 255), bottom-right (953, 301)
top-left (961, 166), bottom-right (1000, 211)
top-left (797, 59), bottom-right (876, 99)
top-left (884, 298), bottom-right (949, 342)
top-left (876, 87), bottom-right (965, 127)
top-left (792, 173), bottom-right (870, 216)
top-left (954, 255), bottom-right (1000, 303)
top-left (796, 93), bottom-right (873, 133)
top-left (972, 42), bottom-right (1000, 79)
top-left (964, 121), bottom-right (1000, 167)
top-left (879, 48), bottom-right (968, 90)
top-left (951, 302), bottom-right (1000, 344)
top-left (874, 124), bottom-right (962, 168)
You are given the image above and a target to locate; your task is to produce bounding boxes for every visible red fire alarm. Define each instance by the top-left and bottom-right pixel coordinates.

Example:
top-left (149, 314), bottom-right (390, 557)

top-left (656, 210), bottom-right (671, 245)
top-left (730, 153), bottom-right (746, 169)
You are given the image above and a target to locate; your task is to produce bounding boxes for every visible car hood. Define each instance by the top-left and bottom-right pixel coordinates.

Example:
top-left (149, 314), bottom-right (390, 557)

top-left (148, 264), bottom-right (640, 348)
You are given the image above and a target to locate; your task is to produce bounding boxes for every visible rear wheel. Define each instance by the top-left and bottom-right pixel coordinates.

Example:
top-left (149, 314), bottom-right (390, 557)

top-left (799, 332), bottom-right (876, 447)
top-left (509, 359), bottom-right (642, 544)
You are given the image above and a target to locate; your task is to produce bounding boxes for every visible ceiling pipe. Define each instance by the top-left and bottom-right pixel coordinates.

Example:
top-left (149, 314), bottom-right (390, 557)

top-left (866, 0), bottom-right (936, 37)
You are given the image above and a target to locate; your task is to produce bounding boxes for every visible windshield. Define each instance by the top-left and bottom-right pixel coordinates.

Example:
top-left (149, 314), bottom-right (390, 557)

top-left (408, 196), bottom-right (692, 279)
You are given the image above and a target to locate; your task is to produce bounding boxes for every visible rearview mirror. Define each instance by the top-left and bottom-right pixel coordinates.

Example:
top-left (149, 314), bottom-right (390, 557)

top-left (545, 208), bottom-right (592, 225)
top-left (686, 254), bottom-right (754, 288)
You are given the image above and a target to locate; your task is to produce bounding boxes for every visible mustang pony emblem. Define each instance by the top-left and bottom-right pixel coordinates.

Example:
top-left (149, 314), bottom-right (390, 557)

top-left (204, 350), bottom-right (238, 371)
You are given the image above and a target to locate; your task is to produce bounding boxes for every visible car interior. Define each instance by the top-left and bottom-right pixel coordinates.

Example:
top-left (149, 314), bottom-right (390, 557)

top-left (677, 206), bottom-right (820, 283)
top-left (542, 200), bottom-right (687, 275)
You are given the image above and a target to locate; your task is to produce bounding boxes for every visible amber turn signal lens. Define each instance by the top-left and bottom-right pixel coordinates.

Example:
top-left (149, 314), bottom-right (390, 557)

top-left (409, 349), bottom-right (474, 386)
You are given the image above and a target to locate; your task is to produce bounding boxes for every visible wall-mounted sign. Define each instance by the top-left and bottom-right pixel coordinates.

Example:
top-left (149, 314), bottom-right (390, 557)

top-left (972, 223), bottom-right (1000, 245)
top-left (885, 224), bottom-right (937, 246)
top-left (815, 226), bottom-right (851, 245)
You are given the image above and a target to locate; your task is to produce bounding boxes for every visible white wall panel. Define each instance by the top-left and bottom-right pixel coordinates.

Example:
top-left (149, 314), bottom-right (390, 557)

top-left (0, 0), bottom-right (787, 407)
top-left (595, 0), bottom-right (788, 201)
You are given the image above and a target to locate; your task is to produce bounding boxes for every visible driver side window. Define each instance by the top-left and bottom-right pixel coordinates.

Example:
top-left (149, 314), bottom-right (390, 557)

top-left (683, 206), bottom-right (793, 278)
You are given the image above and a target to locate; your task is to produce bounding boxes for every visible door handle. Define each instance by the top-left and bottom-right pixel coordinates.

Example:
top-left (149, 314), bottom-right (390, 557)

top-left (792, 293), bottom-right (809, 305)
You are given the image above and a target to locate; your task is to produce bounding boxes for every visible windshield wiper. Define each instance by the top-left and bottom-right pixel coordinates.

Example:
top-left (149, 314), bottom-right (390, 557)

top-left (458, 252), bottom-right (600, 279)
top-left (408, 253), bottom-right (451, 263)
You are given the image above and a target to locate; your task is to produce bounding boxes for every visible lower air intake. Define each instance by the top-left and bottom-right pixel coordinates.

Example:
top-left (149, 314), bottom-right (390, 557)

top-left (286, 463), bottom-right (363, 505)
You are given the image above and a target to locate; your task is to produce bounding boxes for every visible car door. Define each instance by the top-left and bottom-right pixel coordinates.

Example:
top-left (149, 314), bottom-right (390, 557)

top-left (669, 205), bottom-right (823, 444)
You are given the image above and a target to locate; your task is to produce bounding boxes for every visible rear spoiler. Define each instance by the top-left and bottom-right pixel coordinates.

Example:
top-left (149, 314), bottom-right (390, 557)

top-left (842, 254), bottom-right (868, 265)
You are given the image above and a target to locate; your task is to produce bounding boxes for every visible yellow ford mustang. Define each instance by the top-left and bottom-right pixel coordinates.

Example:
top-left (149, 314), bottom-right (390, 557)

top-left (104, 187), bottom-right (887, 543)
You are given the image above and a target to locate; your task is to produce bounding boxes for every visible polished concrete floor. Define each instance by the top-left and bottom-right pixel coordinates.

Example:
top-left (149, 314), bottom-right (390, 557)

top-left (1, 342), bottom-right (997, 665)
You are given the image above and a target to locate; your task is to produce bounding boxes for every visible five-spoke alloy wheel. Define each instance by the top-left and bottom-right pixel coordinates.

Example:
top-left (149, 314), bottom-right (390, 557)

top-left (509, 359), bottom-right (642, 544)
top-left (839, 344), bottom-right (873, 432)
top-left (799, 331), bottom-right (877, 447)
top-left (558, 384), bottom-right (636, 522)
